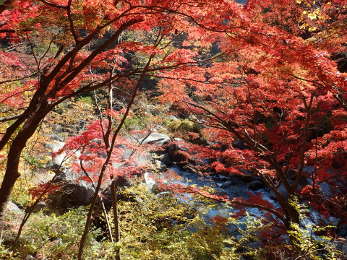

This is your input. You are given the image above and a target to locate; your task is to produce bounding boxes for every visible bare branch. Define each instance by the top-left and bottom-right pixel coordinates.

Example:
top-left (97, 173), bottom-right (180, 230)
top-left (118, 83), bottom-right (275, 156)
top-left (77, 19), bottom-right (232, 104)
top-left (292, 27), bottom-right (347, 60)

top-left (67, 0), bottom-right (79, 43)
top-left (0, 114), bottom-right (23, 123)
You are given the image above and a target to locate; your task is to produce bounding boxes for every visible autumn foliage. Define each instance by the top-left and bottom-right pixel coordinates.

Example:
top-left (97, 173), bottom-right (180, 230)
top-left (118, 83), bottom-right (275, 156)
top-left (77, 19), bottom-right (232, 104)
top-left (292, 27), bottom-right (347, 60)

top-left (159, 0), bottom-right (347, 239)
top-left (0, 0), bottom-right (347, 257)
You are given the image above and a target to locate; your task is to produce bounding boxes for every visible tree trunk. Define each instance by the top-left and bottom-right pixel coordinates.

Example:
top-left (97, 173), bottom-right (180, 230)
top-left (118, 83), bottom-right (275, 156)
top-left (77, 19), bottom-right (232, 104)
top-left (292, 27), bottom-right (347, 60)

top-left (275, 194), bottom-right (300, 227)
top-left (0, 103), bottom-right (49, 218)
top-left (111, 181), bottom-right (121, 260)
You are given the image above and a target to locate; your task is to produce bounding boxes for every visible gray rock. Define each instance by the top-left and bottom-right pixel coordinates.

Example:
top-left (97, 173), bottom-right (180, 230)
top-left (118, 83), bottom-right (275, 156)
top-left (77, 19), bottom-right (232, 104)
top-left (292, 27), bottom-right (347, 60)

top-left (144, 172), bottom-right (156, 190)
top-left (165, 143), bottom-right (191, 166)
top-left (49, 134), bottom-right (64, 142)
top-left (335, 238), bottom-right (347, 256)
top-left (45, 141), bottom-right (66, 166)
top-left (173, 137), bottom-right (184, 142)
top-left (213, 175), bottom-right (229, 182)
top-left (247, 207), bottom-right (263, 217)
top-left (6, 201), bottom-right (22, 214)
top-left (31, 201), bottom-right (47, 213)
top-left (342, 241), bottom-right (347, 256)
top-left (48, 183), bottom-right (94, 213)
top-left (168, 115), bottom-right (178, 121)
top-left (133, 152), bottom-right (152, 167)
top-left (248, 180), bottom-right (265, 191)
top-left (45, 141), bottom-right (65, 152)
top-left (154, 159), bottom-right (164, 169)
top-left (100, 177), bottom-right (132, 210)
top-left (156, 191), bottom-right (171, 197)
top-left (220, 181), bottom-right (233, 189)
top-left (337, 223), bottom-right (347, 238)
top-left (142, 132), bottom-right (171, 146)
top-left (216, 182), bottom-right (224, 188)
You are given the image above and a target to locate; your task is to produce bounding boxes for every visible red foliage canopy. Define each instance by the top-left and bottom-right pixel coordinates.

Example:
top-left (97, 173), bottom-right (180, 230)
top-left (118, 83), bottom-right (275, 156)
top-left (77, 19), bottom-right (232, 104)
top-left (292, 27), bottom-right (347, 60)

top-left (0, 0), bottom-right (347, 241)
top-left (159, 0), bottom-right (347, 231)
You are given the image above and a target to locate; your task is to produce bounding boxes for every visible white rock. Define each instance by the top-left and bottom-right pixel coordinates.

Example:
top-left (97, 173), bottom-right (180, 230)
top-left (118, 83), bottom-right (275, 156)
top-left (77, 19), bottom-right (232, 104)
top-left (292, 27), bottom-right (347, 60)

top-left (144, 172), bottom-right (156, 190)
top-left (142, 132), bottom-right (171, 146)
top-left (6, 201), bottom-right (22, 213)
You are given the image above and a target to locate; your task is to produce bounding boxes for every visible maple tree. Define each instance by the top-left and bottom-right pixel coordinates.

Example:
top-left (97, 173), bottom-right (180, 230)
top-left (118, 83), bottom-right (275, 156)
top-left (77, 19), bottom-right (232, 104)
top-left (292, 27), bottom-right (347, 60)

top-left (1, 0), bottom-right (347, 257)
top-left (158, 0), bottom-right (347, 245)
top-left (0, 0), bottom-right (228, 216)
top-left (0, 0), bottom-right (243, 258)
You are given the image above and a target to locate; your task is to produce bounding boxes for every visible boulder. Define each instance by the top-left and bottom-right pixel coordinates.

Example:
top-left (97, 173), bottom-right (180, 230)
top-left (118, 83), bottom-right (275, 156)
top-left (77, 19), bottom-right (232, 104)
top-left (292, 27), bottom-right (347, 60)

top-left (100, 176), bottom-right (132, 210)
top-left (6, 201), bottom-right (23, 214)
top-left (31, 201), bottom-right (47, 213)
top-left (144, 172), bottom-right (156, 191)
top-left (335, 238), bottom-right (347, 257)
top-left (45, 141), bottom-right (66, 167)
top-left (142, 132), bottom-right (171, 146)
top-left (337, 223), bottom-right (347, 238)
top-left (164, 143), bottom-right (192, 166)
top-left (248, 180), bottom-right (265, 191)
top-left (220, 181), bottom-right (234, 189)
top-left (47, 183), bottom-right (94, 214)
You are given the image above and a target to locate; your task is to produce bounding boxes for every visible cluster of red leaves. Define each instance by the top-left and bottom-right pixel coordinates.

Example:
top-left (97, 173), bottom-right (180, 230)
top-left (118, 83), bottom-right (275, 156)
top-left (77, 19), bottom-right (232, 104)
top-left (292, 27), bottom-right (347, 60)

top-left (54, 118), bottom-right (155, 187)
top-left (158, 0), bottom-right (347, 234)
top-left (29, 183), bottom-right (61, 199)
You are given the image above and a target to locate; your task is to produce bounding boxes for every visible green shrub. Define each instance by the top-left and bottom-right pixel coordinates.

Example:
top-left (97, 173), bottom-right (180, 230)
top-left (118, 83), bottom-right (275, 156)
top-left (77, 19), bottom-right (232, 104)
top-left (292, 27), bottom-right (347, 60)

top-left (20, 208), bottom-right (100, 259)
top-left (8, 184), bottom-right (341, 259)
top-left (123, 115), bottom-right (150, 130)
top-left (166, 119), bottom-right (199, 133)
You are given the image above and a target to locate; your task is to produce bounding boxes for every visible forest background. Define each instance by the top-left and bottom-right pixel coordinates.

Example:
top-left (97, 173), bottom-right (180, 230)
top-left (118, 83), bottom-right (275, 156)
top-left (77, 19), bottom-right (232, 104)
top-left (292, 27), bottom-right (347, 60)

top-left (0, 0), bottom-right (346, 259)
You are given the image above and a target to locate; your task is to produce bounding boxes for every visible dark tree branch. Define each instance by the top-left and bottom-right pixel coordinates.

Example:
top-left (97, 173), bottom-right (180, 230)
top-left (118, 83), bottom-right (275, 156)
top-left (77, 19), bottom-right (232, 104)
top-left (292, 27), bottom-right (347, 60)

top-left (67, 0), bottom-right (79, 43)
top-left (0, 114), bottom-right (23, 123)
top-left (38, 0), bottom-right (67, 9)
top-left (77, 53), bottom-right (154, 260)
